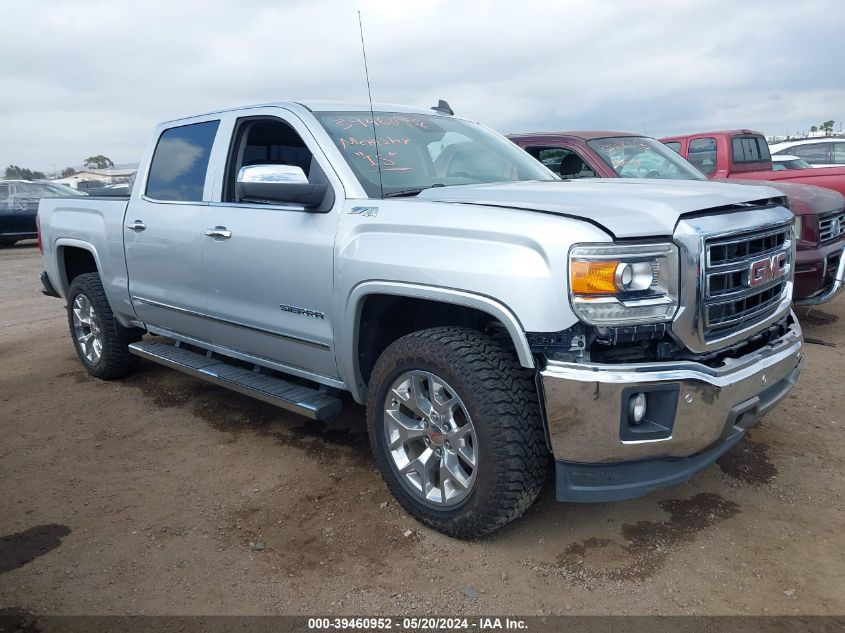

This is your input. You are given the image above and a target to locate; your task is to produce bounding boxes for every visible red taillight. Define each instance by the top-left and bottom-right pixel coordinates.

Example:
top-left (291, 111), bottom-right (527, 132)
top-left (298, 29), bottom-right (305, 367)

top-left (36, 214), bottom-right (43, 254)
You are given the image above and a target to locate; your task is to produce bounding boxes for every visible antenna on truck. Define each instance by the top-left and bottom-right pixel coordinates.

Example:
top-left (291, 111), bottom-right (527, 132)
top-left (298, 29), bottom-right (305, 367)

top-left (357, 10), bottom-right (385, 199)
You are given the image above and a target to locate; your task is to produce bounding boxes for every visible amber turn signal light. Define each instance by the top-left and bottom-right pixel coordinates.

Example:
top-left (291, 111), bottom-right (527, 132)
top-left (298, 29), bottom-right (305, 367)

top-left (570, 260), bottom-right (619, 295)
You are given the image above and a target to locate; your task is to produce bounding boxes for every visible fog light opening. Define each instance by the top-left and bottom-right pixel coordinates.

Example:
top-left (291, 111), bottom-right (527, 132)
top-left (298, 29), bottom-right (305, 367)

top-left (629, 392), bottom-right (647, 425)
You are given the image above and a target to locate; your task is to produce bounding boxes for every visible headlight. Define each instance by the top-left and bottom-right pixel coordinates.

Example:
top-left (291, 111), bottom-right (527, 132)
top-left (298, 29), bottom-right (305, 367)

top-left (569, 243), bottom-right (679, 325)
top-left (792, 215), bottom-right (802, 241)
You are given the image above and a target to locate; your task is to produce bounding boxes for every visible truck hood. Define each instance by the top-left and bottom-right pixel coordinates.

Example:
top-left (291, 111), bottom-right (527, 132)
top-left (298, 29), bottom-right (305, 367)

top-left (417, 179), bottom-right (783, 238)
top-left (729, 179), bottom-right (844, 215)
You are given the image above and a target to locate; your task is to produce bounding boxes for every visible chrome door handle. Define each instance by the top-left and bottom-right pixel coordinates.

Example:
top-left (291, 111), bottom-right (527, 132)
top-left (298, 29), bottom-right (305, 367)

top-left (204, 226), bottom-right (232, 239)
top-left (126, 220), bottom-right (146, 231)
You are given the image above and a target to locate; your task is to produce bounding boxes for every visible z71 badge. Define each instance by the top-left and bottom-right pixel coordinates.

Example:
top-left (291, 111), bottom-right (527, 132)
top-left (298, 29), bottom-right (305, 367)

top-left (349, 206), bottom-right (378, 217)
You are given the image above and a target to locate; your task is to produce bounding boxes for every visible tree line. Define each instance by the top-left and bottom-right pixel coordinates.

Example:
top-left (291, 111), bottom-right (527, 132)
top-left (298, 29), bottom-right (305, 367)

top-left (4, 155), bottom-right (115, 181)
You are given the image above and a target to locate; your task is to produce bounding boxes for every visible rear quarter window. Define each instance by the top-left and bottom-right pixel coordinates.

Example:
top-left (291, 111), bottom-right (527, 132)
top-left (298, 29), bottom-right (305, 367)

top-left (663, 141), bottom-right (681, 154)
top-left (731, 135), bottom-right (771, 163)
top-left (146, 120), bottom-right (220, 201)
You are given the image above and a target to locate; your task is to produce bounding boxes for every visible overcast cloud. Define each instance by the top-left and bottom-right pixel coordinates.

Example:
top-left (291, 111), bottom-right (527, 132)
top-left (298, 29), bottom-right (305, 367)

top-left (1, 0), bottom-right (843, 172)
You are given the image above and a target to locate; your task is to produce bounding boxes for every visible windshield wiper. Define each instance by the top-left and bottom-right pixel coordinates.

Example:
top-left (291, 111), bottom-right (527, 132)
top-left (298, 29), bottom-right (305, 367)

top-left (382, 183), bottom-right (447, 198)
top-left (383, 188), bottom-right (425, 198)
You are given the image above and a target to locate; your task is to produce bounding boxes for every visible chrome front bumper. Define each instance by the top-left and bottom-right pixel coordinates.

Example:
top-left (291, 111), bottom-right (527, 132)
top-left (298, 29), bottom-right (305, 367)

top-left (794, 246), bottom-right (845, 306)
top-left (540, 315), bottom-right (803, 465)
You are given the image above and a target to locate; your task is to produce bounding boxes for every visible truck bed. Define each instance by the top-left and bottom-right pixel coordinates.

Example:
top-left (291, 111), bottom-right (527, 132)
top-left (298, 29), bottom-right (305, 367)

top-left (38, 196), bottom-right (132, 314)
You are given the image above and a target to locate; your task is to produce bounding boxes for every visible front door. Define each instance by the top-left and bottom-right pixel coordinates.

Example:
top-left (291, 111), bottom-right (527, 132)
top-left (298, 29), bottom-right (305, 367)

top-left (125, 118), bottom-right (220, 338)
top-left (200, 110), bottom-right (341, 379)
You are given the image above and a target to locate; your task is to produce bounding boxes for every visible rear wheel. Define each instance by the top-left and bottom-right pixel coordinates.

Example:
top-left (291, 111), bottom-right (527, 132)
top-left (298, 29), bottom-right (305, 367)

top-left (67, 273), bottom-right (141, 379)
top-left (367, 327), bottom-right (548, 538)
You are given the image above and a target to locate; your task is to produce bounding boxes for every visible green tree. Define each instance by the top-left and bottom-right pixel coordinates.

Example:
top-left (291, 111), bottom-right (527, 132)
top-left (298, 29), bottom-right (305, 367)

top-left (4, 165), bottom-right (46, 180)
top-left (810, 125), bottom-right (818, 134)
top-left (83, 155), bottom-right (114, 169)
top-left (820, 120), bottom-right (835, 136)
top-left (61, 167), bottom-right (77, 177)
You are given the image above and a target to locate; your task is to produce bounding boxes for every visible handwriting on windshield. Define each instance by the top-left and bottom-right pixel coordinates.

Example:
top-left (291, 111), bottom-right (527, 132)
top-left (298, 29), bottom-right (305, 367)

top-left (339, 135), bottom-right (411, 151)
top-left (353, 151), bottom-right (412, 171)
top-left (596, 140), bottom-right (650, 152)
top-left (333, 116), bottom-right (428, 131)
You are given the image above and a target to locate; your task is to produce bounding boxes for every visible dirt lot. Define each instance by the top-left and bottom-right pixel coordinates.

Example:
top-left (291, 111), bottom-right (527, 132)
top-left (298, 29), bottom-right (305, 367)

top-left (1, 242), bottom-right (843, 616)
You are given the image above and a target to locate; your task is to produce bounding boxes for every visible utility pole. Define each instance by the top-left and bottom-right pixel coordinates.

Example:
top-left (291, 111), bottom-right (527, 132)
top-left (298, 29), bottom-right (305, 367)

top-left (51, 163), bottom-right (56, 179)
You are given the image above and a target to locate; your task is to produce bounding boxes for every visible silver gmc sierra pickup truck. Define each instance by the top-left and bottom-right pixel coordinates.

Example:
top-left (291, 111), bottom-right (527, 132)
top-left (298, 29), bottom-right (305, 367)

top-left (38, 101), bottom-right (803, 538)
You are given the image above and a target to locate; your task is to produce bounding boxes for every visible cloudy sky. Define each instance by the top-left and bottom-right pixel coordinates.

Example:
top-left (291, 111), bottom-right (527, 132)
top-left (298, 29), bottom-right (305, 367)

top-left (1, 0), bottom-right (843, 173)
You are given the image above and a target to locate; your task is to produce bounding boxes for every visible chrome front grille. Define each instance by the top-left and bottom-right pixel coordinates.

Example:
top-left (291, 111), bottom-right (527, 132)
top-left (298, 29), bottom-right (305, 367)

top-left (703, 225), bottom-right (792, 340)
top-left (672, 206), bottom-right (795, 354)
top-left (819, 210), bottom-right (845, 243)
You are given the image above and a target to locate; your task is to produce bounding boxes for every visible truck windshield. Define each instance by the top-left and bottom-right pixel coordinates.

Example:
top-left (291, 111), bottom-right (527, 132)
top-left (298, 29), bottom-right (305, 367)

top-left (587, 136), bottom-right (706, 180)
top-left (316, 111), bottom-right (557, 198)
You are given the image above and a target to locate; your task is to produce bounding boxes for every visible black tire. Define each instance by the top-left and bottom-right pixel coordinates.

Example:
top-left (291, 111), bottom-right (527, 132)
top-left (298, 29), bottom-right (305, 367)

top-left (67, 272), bottom-right (142, 379)
top-left (366, 326), bottom-right (548, 539)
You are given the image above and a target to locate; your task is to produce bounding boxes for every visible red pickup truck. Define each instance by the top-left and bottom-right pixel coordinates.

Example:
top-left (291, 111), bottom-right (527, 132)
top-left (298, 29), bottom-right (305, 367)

top-left (660, 129), bottom-right (845, 197)
top-left (508, 131), bottom-right (845, 305)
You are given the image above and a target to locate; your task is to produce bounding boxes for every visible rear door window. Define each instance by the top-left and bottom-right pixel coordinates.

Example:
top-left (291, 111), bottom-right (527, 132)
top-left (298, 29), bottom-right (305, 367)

top-left (146, 120), bottom-right (220, 201)
top-left (731, 135), bottom-right (771, 163)
top-left (792, 142), bottom-right (831, 164)
top-left (663, 141), bottom-right (681, 154)
top-left (834, 143), bottom-right (845, 165)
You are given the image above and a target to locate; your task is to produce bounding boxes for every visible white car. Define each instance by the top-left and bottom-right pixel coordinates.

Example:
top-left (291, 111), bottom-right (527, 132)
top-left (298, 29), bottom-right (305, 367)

top-left (769, 138), bottom-right (845, 167)
top-left (771, 155), bottom-right (812, 170)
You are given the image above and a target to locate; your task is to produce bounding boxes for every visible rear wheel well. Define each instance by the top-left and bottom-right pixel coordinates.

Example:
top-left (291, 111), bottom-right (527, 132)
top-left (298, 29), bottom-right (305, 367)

top-left (60, 246), bottom-right (98, 292)
top-left (357, 294), bottom-right (519, 386)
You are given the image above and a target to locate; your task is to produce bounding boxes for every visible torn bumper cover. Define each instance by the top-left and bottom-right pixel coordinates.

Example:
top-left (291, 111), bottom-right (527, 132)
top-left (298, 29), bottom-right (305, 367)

top-left (540, 314), bottom-right (803, 502)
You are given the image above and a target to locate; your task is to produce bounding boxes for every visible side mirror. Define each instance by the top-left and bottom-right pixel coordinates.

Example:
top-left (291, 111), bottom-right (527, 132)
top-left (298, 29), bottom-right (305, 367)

top-left (236, 164), bottom-right (328, 208)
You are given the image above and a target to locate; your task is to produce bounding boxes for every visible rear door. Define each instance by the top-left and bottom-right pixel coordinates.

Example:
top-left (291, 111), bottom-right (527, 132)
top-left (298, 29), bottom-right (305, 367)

top-left (125, 117), bottom-right (222, 337)
top-left (200, 107), bottom-right (342, 380)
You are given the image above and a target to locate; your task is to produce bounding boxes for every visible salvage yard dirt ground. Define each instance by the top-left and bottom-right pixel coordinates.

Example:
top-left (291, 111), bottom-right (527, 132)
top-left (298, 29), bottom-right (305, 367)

top-left (1, 242), bottom-right (843, 616)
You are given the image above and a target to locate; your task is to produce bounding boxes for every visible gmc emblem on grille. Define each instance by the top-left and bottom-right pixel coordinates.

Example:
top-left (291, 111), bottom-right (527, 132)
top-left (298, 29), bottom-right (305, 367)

top-left (748, 252), bottom-right (786, 287)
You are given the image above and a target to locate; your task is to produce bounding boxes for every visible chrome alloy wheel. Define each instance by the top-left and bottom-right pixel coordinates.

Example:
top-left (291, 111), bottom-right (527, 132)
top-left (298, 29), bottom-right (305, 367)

top-left (384, 370), bottom-right (478, 506)
top-left (72, 293), bottom-right (103, 364)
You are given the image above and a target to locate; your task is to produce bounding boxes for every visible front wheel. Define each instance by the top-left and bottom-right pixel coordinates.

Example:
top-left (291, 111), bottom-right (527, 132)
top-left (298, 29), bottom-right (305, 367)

top-left (366, 327), bottom-right (548, 538)
top-left (67, 272), bottom-right (141, 379)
